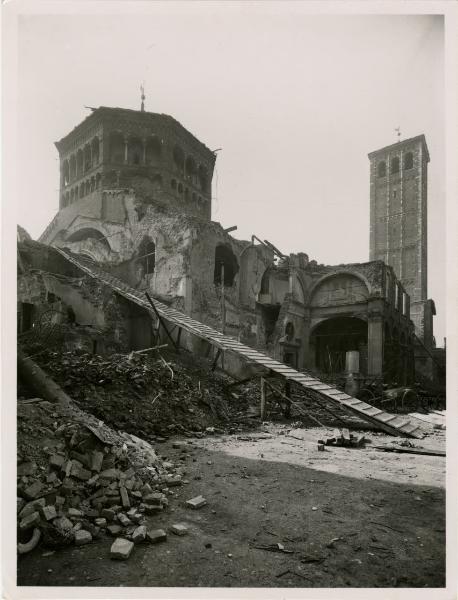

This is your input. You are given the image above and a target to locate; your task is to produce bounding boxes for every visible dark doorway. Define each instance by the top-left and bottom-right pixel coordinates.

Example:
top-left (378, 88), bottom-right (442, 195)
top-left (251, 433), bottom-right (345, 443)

top-left (311, 317), bottom-right (367, 374)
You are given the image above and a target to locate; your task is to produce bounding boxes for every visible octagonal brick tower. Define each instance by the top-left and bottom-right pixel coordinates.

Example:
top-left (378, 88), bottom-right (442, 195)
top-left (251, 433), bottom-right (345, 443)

top-left (55, 106), bottom-right (216, 221)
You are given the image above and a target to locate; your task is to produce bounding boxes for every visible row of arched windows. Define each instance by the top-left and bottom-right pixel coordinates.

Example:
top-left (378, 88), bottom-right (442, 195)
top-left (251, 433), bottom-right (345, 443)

top-left (170, 179), bottom-right (206, 204)
top-left (172, 145), bottom-right (209, 193)
top-left (108, 132), bottom-right (162, 166)
top-left (61, 173), bottom-right (102, 207)
top-left (377, 152), bottom-right (414, 178)
top-left (62, 137), bottom-right (100, 186)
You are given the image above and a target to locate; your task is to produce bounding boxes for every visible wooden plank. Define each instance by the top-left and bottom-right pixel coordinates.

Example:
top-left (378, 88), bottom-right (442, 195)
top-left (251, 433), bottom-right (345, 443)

top-left (374, 445), bottom-right (445, 457)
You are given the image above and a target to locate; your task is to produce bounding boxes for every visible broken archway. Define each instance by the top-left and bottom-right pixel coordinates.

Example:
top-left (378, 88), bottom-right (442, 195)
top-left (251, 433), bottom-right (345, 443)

top-left (310, 316), bottom-right (368, 375)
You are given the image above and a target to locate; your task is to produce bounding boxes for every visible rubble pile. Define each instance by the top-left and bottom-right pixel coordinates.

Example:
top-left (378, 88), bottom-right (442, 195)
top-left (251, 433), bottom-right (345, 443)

top-left (17, 399), bottom-right (186, 556)
top-left (21, 346), bottom-right (257, 438)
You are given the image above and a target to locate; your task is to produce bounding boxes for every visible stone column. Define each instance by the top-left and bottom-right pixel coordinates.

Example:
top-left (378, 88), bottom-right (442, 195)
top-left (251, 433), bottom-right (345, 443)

top-left (301, 311), bottom-right (312, 371)
top-left (367, 311), bottom-right (384, 377)
top-left (142, 139), bottom-right (147, 165)
top-left (124, 139), bottom-right (128, 163)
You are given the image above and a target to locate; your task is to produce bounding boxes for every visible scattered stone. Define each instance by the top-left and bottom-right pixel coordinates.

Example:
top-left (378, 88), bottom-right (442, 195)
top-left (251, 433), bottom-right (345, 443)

top-left (19, 511), bottom-right (41, 531)
top-left (165, 476), bottom-right (182, 487)
top-left (132, 525), bottom-right (147, 543)
top-left (20, 498), bottom-right (46, 519)
top-left (107, 524), bottom-right (122, 536)
top-left (49, 454), bottom-right (65, 469)
top-left (17, 498), bottom-right (26, 514)
top-left (68, 508), bottom-right (83, 518)
top-left (24, 481), bottom-right (44, 500)
top-left (110, 538), bottom-right (134, 560)
top-left (101, 508), bottom-right (115, 521)
top-left (120, 486), bottom-right (130, 509)
top-left (147, 529), bottom-right (167, 544)
top-left (170, 523), bottom-right (188, 536)
top-left (53, 516), bottom-right (74, 532)
top-left (40, 505), bottom-right (57, 521)
top-left (185, 495), bottom-right (207, 509)
top-left (74, 530), bottom-right (92, 545)
top-left (91, 451), bottom-right (104, 472)
top-left (94, 518), bottom-right (107, 527)
top-left (117, 513), bottom-right (132, 527)
top-left (144, 493), bottom-right (164, 506)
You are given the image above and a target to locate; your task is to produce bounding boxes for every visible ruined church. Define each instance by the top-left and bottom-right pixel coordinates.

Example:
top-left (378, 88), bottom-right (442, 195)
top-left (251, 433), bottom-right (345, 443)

top-left (18, 104), bottom-right (441, 387)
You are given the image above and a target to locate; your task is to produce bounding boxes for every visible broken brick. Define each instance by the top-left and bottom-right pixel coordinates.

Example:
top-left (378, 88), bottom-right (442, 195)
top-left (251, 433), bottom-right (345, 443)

top-left (40, 505), bottom-right (57, 521)
top-left (132, 525), bottom-right (147, 543)
top-left (185, 495), bottom-right (207, 509)
top-left (119, 486), bottom-right (130, 509)
top-left (107, 524), bottom-right (122, 536)
top-left (170, 523), bottom-right (188, 536)
top-left (74, 530), bottom-right (92, 545)
top-left (19, 511), bottom-right (41, 532)
top-left (147, 529), bottom-right (167, 544)
top-left (110, 538), bottom-right (134, 560)
top-left (24, 481), bottom-right (44, 500)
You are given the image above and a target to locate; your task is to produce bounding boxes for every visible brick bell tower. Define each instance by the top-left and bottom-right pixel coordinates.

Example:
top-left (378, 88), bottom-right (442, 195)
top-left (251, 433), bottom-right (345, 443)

top-left (368, 134), bottom-right (435, 351)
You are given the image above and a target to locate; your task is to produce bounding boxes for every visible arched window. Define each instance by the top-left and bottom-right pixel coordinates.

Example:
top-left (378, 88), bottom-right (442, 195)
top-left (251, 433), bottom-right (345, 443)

top-left (84, 144), bottom-right (92, 172)
top-left (76, 149), bottom-right (84, 178)
top-left (260, 269), bottom-right (270, 294)
top-left (198, 165), bottom-right (208, 193)
top-left (185, 156), bottom-right (197, 183)
top-left (152, 174), bottom-right (163, 190)
top-left (70, 155), bottom-right (77, 181)
top-left (285, 322), bottom-right (295, 342)
top-left (128, 137), bottom-right (143, 165)
top-left (404, 152), bottom-right (413, 170)
top-left (214, 244), bottom-right (239, 286)
top-left (138, 238), bottom-right (156, 275)
top-left (109, 132), bottom-right (125, 163)
top-left (63, 160), bottom-right (70, 186)
top-left (145, 136), bottom-right (161, 163)
top-left (391, 156), bottom-right (400, 174)
top-left (79, 183), bottom-right (85, 198)
top-left (377, 161), bottom-right (386, 178)
top-left (173, 145), bottom-right (185, 173)
top-left (91, 137), bottom-right (100, 165)
top-left (85, 180), bottom-right (91, 195)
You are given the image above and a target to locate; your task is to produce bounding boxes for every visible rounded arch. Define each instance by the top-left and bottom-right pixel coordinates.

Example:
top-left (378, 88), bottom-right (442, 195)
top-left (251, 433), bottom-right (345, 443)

top-left (109, 131), bottom-right (125, 163)
top-left (185, 155), bottom-right (197, 181)
top-left (66, 227), bottom-right (111, 251)
top-left (214, 244), bottom-right (239, 287)
top-left (84, 144), bottom-right (92, 172)
top-left (404, 152), bottom-right (413, 170)
top-left (391, 156), bottom-right (400, 175)
top-left (91, 137), bottom-right (100, 165)
top-left (310, 316), bottom-right (368, 374)
top-left (63, 160), bottom-right (70, 186)
top-left (69, 154), bottom-right (77, 181)
top-left (308, 271), bottom-right (371, 306)
top-left (76, 149), bottom-right (84, 178)
top-left (145, 136), bottom-right (161, 163)
top-left (128, 136), bottom-right (143, 165)
top-left (137, 236), bottom-right (156, 275)
top-left (198, 165), bottom-right (208, 193)
top-left (173, 145), bottom-right (185, 172)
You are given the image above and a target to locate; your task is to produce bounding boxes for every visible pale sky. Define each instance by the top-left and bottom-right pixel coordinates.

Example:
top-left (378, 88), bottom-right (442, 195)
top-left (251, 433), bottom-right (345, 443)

top-left (15, 7), bottom-right (445, 342)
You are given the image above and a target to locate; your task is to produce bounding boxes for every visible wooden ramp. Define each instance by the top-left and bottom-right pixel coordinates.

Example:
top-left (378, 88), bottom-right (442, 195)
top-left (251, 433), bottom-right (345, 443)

top-left (55, 248), bottom-right (423, 439)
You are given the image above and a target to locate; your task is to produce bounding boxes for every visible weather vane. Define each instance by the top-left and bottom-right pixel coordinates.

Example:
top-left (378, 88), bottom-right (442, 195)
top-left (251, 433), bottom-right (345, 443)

top-left (395, 126), bottom-right (401, 142)
top-left (140, 83), bottom-right (145, 112)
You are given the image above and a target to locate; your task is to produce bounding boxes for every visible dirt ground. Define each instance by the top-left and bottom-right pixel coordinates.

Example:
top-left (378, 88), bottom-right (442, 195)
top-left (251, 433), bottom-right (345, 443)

top-left (17, 422), bottom-right (445, 589)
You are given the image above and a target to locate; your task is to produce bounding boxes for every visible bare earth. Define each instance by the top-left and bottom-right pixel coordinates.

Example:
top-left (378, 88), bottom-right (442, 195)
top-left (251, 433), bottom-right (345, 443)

top-left (17, 423), bottom-right (445, 589)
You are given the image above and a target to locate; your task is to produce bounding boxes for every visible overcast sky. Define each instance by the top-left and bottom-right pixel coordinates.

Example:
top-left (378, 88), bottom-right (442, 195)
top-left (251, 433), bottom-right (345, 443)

top-left (15, 7), bottom-right (445, 342)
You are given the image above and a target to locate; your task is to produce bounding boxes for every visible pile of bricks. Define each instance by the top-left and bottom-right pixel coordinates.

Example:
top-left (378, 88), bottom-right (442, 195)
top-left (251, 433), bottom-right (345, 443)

top-left (17, 403), bottom-right (183, 556)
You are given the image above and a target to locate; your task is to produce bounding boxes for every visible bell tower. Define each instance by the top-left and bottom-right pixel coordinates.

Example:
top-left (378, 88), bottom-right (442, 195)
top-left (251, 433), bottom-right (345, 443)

top-left (368, 134), bottom-right (434, 347)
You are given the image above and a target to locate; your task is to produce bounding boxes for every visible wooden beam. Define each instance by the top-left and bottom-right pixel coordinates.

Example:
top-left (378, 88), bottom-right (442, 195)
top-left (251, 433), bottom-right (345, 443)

top-left (145, 292), bottom-right (178, 352)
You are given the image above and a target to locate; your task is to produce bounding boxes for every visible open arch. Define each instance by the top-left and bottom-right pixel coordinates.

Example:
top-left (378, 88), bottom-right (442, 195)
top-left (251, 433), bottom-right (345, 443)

top-left (137, 237), bottom-right (156, 275)
top-left (198, 165), bottom-right (209, 193)
top-left (310, 316), bottom-right (368, 374)
top-left (214, 244), bottom-right (239, 286)
top-left (91, 137), bottom-right (100, 165)
top-left (173, 145), bottom-right (185, 173)
top-left (109, 131), bottom-right (125, 163)
top-left (63, 160), bottom-right (70, 186)
top-left (128, 137), bottom-right (143, 165)
top-left (76, 149), bottom-right (84, 178)
top-left (66, 227), bottom-right (111, 252)
top-left (84, 144), bottom-right (92, 172)
top-left (69, 155), bottom-right (77, 181)
top-left (145, 136), bottom-right (161, 163)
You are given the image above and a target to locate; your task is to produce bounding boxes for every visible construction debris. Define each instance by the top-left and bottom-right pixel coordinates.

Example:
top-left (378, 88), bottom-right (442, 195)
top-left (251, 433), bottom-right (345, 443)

top-left (320, 430), bottom-right (367, 448)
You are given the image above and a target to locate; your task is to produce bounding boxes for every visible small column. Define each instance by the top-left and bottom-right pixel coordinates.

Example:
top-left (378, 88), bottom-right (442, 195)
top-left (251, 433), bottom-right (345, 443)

top-left (367, 312), bottom-right (384, 377)
top-left (124, 139), bottom-right (128, 163)
top-left (142, 139), bottom-right (147, 165)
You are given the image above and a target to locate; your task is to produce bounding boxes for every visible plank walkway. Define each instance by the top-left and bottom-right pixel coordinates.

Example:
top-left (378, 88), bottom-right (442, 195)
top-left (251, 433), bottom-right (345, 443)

top-left (55, 248), bottom-right (423, 439)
